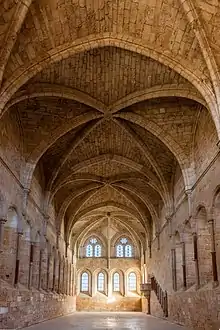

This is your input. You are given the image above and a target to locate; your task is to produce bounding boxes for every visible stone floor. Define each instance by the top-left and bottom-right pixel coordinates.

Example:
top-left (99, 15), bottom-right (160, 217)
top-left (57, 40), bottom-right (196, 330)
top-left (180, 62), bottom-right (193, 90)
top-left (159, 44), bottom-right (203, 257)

top-left (25, 312), bottom-right (187, 330)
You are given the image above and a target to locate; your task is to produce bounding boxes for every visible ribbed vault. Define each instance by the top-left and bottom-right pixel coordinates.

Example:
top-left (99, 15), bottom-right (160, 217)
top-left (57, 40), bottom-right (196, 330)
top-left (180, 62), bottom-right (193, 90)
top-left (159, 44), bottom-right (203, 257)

top-left (0, 0), bottom-right (220, 248)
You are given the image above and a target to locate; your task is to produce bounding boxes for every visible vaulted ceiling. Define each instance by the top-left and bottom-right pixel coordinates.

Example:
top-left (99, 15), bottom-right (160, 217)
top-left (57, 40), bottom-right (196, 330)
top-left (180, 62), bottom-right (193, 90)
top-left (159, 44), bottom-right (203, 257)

top-left (0, 0), bottom-right (220, 244)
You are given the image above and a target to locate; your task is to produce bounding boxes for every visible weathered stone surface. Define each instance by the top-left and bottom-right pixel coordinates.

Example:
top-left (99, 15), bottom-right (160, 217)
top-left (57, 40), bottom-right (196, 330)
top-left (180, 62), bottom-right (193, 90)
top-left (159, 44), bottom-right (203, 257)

top-left (0, 1), bottom-right (220, 329)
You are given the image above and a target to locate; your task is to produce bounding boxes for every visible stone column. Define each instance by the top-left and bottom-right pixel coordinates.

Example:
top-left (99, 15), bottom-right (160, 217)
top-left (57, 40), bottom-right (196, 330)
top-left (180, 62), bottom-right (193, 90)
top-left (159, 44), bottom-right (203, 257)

top-left (0, 219), bottom-right (6, 252)
top-left (66, 262), bottom-right (69, 295)
top-left (148, 241), bottom-right (152, 259)
top-left (171, 248), bottom-right (177, 291)
top-left (193, 232), bottom-right (200, 289)
top-left (62, 261), bottom-right (65, 294)
top-left (58, 257), bottom-right (61, 294)
top-left (14, 232), bottom-right (23, 286)
top-left (107, 213), bottom-right (111, 269)
top-left (208, 219), bottom-right (218, 285)
top-left (46, 252), bottom-right (51, 291)
top-left (38, 248), bottom-right (43, 290)
top-left (28, 242), bottom-right (34, 289)
top-left (52, 254), bottom-right (56, 292)
top-left (71, 265), bottom-right (74, 296)
top-left (156, 232), bottom-right (160, 250)
top-left (181, 242), bottom-right (187, 289)
top-left (69, 266), bottom-right (72, 295)
top-left (165, 215), bottom-right (173, 238)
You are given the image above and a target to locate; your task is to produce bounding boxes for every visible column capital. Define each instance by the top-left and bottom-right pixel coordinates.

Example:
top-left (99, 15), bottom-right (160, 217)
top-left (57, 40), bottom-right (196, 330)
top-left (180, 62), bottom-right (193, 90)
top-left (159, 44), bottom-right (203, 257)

top-left (185, 188), bottom-right (192, 196)
top-left (0, 218), bottom-right (7, 224)
top-left (208, 219), bottom-right (214, 224)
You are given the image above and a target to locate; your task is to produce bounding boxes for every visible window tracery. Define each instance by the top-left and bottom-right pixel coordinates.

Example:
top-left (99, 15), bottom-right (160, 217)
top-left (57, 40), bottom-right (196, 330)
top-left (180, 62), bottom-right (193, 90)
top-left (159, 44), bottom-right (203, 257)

top-left (115, 237), bottom-right (133, 257)
top-left (85, 237), bottom-right (102, 257)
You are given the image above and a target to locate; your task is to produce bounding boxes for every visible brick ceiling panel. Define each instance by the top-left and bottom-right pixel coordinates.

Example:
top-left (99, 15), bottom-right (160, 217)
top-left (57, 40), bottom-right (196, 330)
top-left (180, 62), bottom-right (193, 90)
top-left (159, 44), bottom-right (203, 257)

top-left (28, 47), bottom-right (190, 106)
top-left (54, 180), bottom-right (94, 212)
top-left (127, 122), bottom-right (176, 184)
top-left (3, 0), bottom-right (210, 86)
top-left (0, 0), bottom-right (18, 45)
top-left (10, 97), bottom-right (94, 157)
top-left (78, 185), bottom-right (136, 212)
top-left (74, 161), bottom-right (136, 178)
top-left (1, 0), bottom-right (218, 240)
top-left (55, 119), bottom-right (155, 183)
top-left (121, 178), bottom-right (163, 212)
top-left (40, 124), bottom-right (86, 181)
top-left (195, 1), bottom-right (220, 67)
top-left (127, 97), bottom-right (199, 157)
top-left (72, 119), bottom-right (152, 167)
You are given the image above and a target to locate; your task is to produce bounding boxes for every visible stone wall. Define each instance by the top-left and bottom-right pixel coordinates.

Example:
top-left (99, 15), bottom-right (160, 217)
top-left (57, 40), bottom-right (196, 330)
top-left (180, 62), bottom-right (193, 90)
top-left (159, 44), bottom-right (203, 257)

top-left (0, 119), bottom-right (76, 328)
top-left (76, 295), bottom-right (141, 312)
top-left (168, 286), bottom-right (220, 330)
top-left (145, 151), bottom-right (220, 329)
top-left (141, 293), bottom-right (164, 319)
top-left (0, 280), bottom-right (76, 329)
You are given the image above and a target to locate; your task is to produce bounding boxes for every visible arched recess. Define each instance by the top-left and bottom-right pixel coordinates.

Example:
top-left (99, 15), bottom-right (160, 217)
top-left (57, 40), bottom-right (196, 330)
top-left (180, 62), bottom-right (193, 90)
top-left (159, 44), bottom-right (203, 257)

top-left (125, 268), bottom-right (141, 296)
top-left (80, 234), bottom-right (106, 259)
top-left (1, 33), bottom-right (218, 136)
top-left (195, 206), bottom-right (212, 285)
top-left (111, 232), bottom-right (140, 259)
top-left (110, 269), bottom-right (124, 296)
top-left (93, 268), bottom-right (108, 296)
top-left (212, 187), bottom-right (220, 278)
top-left (77, 268), bottom-right (92, 296)
top-left (0, 207), bottom-right (19, 284)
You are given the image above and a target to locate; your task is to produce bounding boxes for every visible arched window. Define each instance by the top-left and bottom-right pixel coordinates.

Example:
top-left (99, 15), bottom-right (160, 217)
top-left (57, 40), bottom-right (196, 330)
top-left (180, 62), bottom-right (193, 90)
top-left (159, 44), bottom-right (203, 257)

top-left (86, 244), bottom-right (93, 257)
top-left (81, 272), bottom-right (89, 292)
top-left (128, 272), bottom-right (137, 291)
top-left (85, 237), bottom-right (102, 257)
top-left (116, 237), bottom-right (133, 258)
top-left (95, 244), bottom-right (101, 257)
top-left (116, 244), bottom-right (123, 257)
top-left (113, 272), bottom-right (120, 292)
top-left (97, 272), bottom-right (105, 292)
top-left (125, 244), bottom-right (132, 257)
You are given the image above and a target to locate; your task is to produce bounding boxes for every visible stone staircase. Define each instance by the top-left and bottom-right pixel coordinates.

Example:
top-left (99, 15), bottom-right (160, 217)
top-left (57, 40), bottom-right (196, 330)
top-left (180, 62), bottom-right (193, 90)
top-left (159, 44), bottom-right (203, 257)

top-left (151, 276), bottom-right (168, 317)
